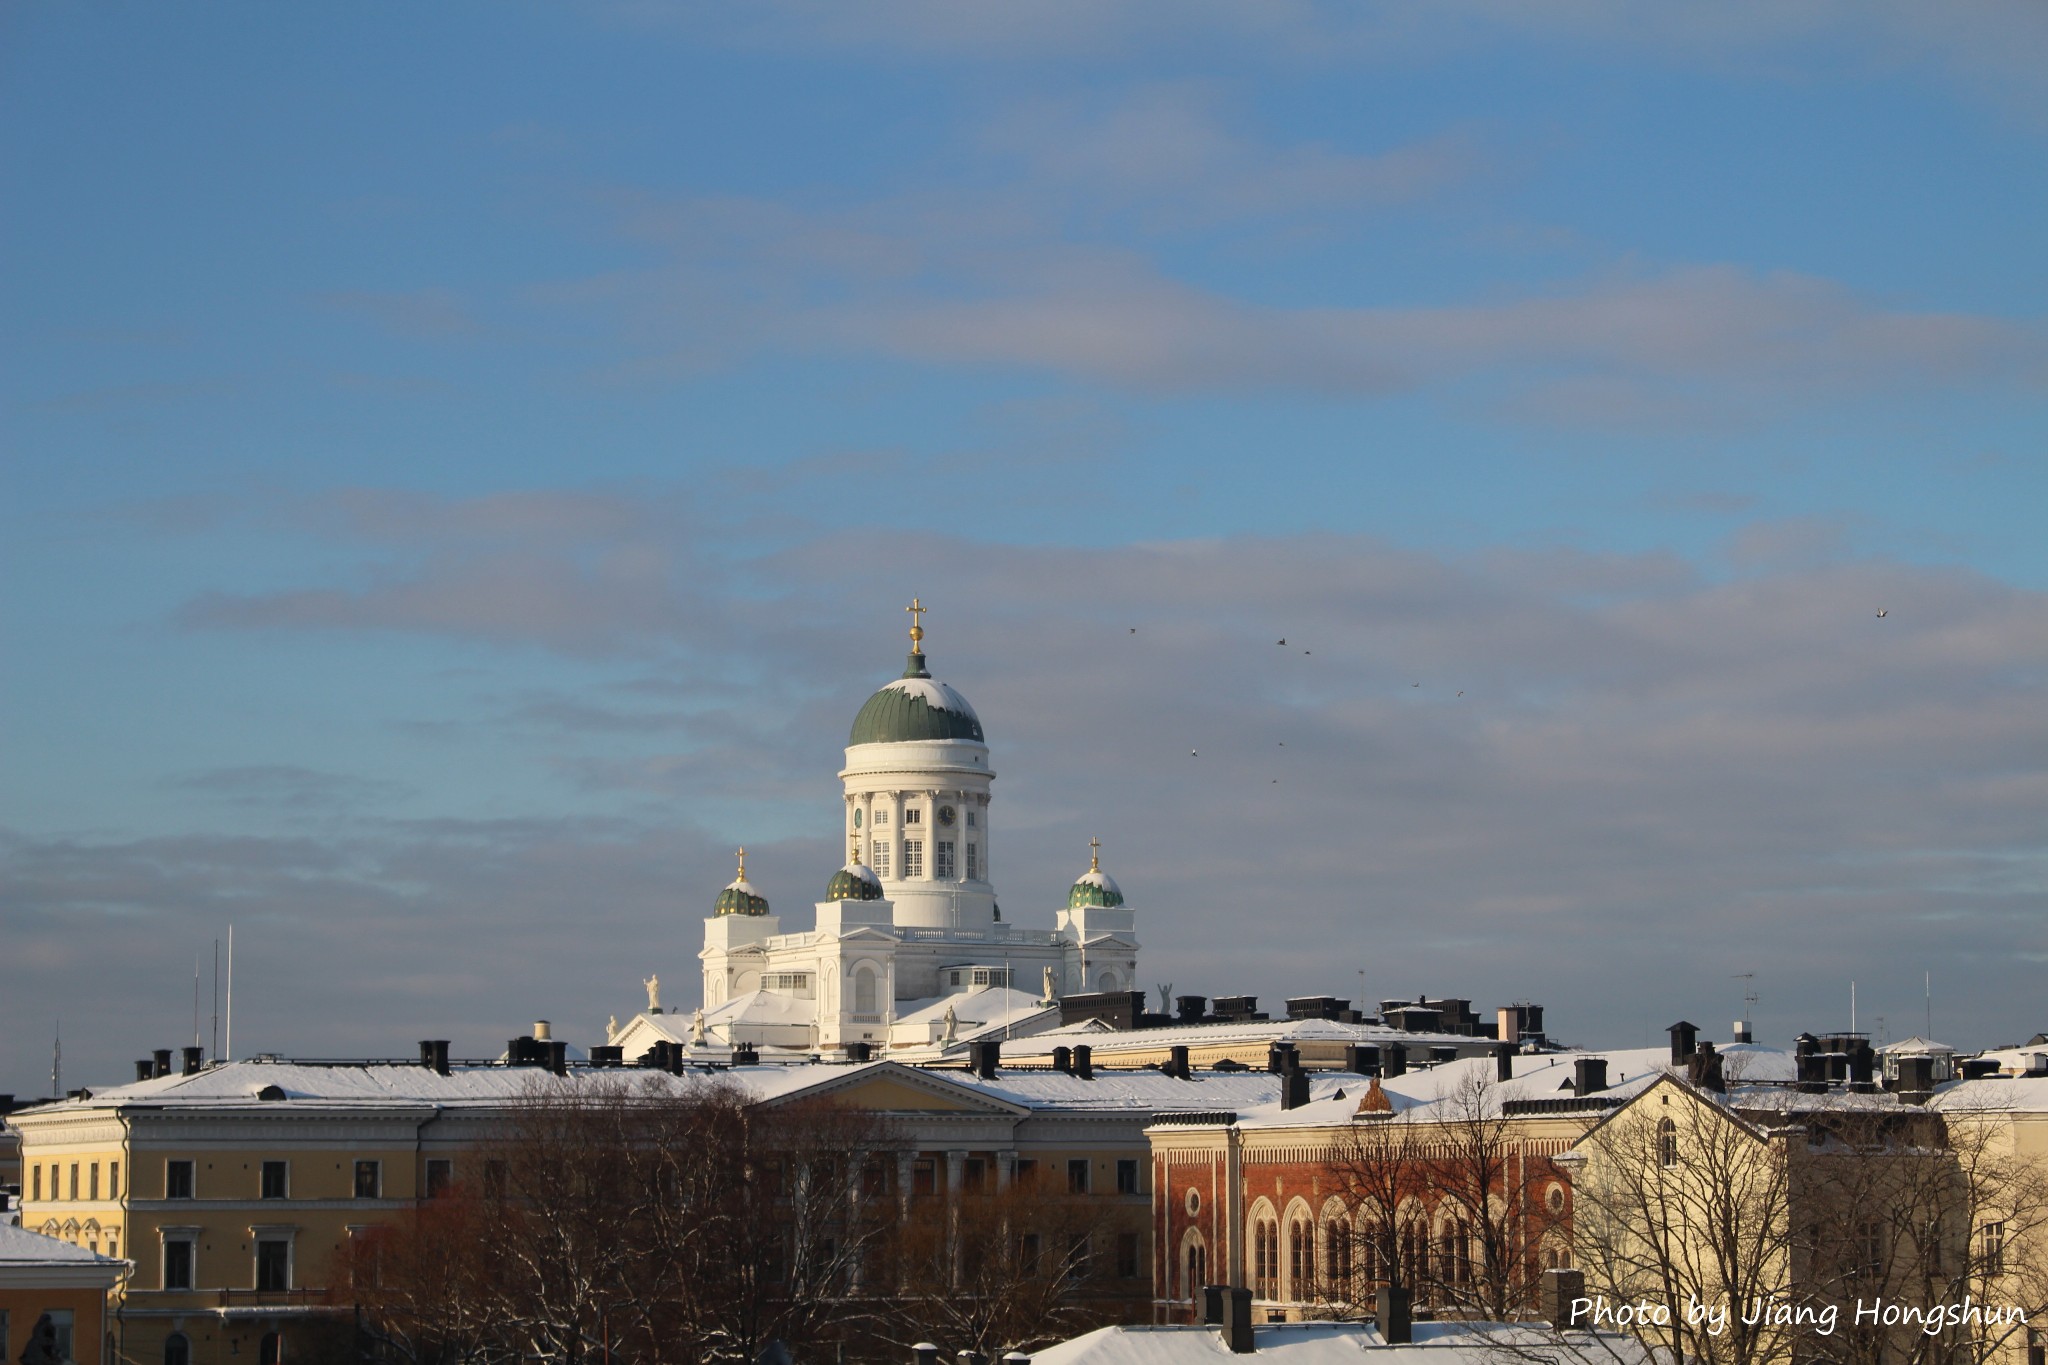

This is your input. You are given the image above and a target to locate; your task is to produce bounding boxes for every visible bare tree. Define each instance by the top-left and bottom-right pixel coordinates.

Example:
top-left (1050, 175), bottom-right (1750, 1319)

top-left (344, 1074), bottom-right (899, 1365)
top-left (1567, 1081), bottom-right (1798, 1365)
top-left (882, 1166), bottom-right (1139, 1358)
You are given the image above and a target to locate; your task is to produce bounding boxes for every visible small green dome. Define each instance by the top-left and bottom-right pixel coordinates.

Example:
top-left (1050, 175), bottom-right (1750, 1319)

top-left (1068, 869), bottom-right (1124, 909)
top-left (714, 849), bottom-right (770, 917)
top-left (849, 653), bottom-right (985, 746)
top-left (826, 860), bottom-right (885, 902)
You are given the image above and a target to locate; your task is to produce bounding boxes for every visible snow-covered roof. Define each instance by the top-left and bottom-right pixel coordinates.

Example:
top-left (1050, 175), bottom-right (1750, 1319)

top-left (997, 1015), bottom-right (1487, 1057)
top-left (956, 1067), bottom-right (1342, 1115)
top-left (1934, 1078), bottom-right (2048, 1115)
top-left (0, 1221), bottom-right (129, 1268)
top-left (1035, 1319), bottom-right (1660, 1365)
top-left (1877, 1036), bottom-right (1954, 1055)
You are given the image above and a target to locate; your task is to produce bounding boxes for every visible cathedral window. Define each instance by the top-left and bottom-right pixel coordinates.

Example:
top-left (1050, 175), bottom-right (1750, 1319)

top-left (871, 843), bottom-right (890, 877)
top-left (853, 966), bottom-right (878, 1014)
top-left (903, 807), bottom-right (922, 825)
top-left (966, 811), bottom-right (977, 828)
top-left (965, 842), bottom-right (978, 879)
top-left (903, 839), bottom-right (924, 877)
top-left (873, 808), bottom-right (888, 826)
top-left (935, 840), bottom-right (955, 879)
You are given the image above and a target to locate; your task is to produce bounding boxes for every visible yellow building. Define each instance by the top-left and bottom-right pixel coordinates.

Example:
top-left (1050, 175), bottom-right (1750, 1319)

top-left (10, 1044), bottom-right (1304, 1365)
top-left (0, 1222), bottom-right (128, 1365)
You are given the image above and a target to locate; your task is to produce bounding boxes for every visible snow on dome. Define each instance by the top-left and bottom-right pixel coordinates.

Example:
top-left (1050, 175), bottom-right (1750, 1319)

top-left (825, 860), bottom-right (885, 902)
top-left (848, 644), bottom-right (985, 746)
top-left (713, 849), bottom-right (771, 917)
top-left (1068, 869), bottom-right (1124, 910)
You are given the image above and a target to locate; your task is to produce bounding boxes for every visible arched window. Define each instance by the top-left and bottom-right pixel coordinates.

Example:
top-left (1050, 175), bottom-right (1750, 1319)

top-left (1183, 1235), bottom-right (1208, 1299)
top-left (1325, 1220), bottom-right (1353, 1297)
top-left (1401, 1218), bottom-right (1429, 1287)
top-left (1289, 1217), bottom-right (1314, 1299)
top-left (1360, 1223), bottom-right (1382, 1289)
top-left (165, 1334), bottom-right (191, 1365)
top-left (853, 965), bottom-right (877, 1015)
top-left (1659, 1117), bottom-right (1679, 1168)
top-left (1440, 1217), bottom-right (1472, 1285)
top-left (1097, 971), bottom-right (1118, 993)
top-left (1254, 1220), bottom-right (1280, 1299)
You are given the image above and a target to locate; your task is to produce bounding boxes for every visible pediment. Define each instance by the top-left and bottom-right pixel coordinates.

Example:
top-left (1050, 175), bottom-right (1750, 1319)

top-left (759, 1062), bottom-right (1028, 1118)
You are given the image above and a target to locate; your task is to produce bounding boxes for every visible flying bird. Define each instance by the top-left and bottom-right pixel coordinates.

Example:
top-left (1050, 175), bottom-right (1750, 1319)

top-left (1876, 609), bottom-right (1888, 618)
top-left (1190, 750), bottom-right (1198, 757)
top-left (1457, 691), bottom-right (1464, 697)
top-left (1130, 627), bottom-right (1137, 633)
top-left (1412, 682), bottom-right (1419, 687)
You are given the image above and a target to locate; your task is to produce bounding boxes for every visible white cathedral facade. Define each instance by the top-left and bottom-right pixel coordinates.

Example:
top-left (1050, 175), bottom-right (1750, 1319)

top-left (612, 605), bottom-right (1139, 1058)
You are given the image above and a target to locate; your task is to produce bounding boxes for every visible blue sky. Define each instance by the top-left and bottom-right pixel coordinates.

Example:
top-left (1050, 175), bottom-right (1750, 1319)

top-left (3, 3), bottom-right (2044, 1096)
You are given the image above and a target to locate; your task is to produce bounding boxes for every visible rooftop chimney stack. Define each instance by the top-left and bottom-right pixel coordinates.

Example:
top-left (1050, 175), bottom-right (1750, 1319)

top-left (182, 1045), bottom-right (204, 1075)
top-left (1573, 1057), bottom-right (1608, 1096)
top-left (1495, 1043), bottom-right (1515, 1083)
top-left (1733, 1019), bottom-right (1753, 1044)
top-left (1382, 1043), bottom-right (1407, 1078)
top-left (1220, 1286), bottom-right (1255, 1353)
top-left (1543, 1268), bottom-right (1588, 1329)
top-left (1166, 1044), bottom-right (1192, 1079)
top-left (1052, 1045), bottom-right (1073, 1076)
top-left (134, 1060), bottom-right (154, 1082)
top-left (1377, 1285), bottom-right (1413, 1344)
top-left (1668, 1020), bottom-right (1699, 1066)
top-left (152, 1049), bottom-right (172, 1078)
top-left (534, 1020), bottom-right (552, 1041)
top-left (970, 1040), bottom-right (999, 1080)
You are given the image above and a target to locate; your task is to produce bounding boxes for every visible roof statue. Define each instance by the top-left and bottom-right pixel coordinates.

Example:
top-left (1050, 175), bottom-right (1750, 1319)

top-left (942, 1004), bottom-right (958, 1044)
top-left (644, 974), bottom-right (660, 1012)
top-left (607, 1014), bottom-right (618, 1039)
top-left (690, 1007), bottom-right (707, 1045)
top-left (1044, 964), bottom-right (1059, 1003)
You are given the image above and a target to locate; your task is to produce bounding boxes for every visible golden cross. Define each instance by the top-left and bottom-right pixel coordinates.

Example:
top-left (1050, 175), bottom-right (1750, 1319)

top-left (736, 846), bottom-right (747, 879)
top-left (905, 597), bottom-right (926, 650)
top-left (1090, 836), bottom-right (1101, 871)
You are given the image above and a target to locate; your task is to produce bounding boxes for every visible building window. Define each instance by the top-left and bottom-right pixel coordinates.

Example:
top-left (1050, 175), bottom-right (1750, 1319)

top-left (902, 839), bottom-right (924, 878)
top-left (164, 1237), bottom-right (196, 1290)
top-left (1255, 1221), bottom-right (1280, 1299)
top-left (39, 1310), bottom-right (74, 1365)
top-left (1116, 1159), bottom-right (1140, 1195)
top-left (1067, 1159), bottom-right (1091, 1194)
top-left (1327, 1221), bottom-right (1353, 1293)
top-left (354, 1161), bottom-right (382, 1199)
top-left (258, 1333), bottom-right (282, 1365)
top-left (1018, 1232), bottom-right (1042, 1274)
top-left (871, 844), bottom-right (890, 877)
top-left (911, 1160), bottom-right (936, 1197)
top-left (1980, 1221), bottom-right (2007, 1276)
top-left (31, 1165), bottom-right (39, 1201)
top-left (256, 1239), bottom-right (291, 1291)
top-left (1014, 1158), bottom-right (1038, 1185)
top-left (262, 1161), bottom-right (289, 1200)
top-left (935, 840), bottom-right (955, 879)
top-left (1291, 1218), bottom-right (1314, 1297)
top-left (1117, 1232), bottom-right (1141, 1279)
top-left (90, 1163), bottom-right (100, 1200)
top-left (963, 1159), bottom-right (986, 1193)
top-left (873, 808), bottom-right (888, 826)
top-left (425, 1160), bottom-right (453, 1198)
top-left (766, 973), bottom-right (812, 992)
top-left (903, 808), bottom-right (922, 826)
top-left (853, 966), bottom-right (878, 1014)
top-left (110, 1161), bottom-right (120, 1199)
top-left (1186, 1239), bottom-right (1209, 1297)
top-left (165, 1333), bottom-right (191, 1365)
top-left (966, 811), bottom-right (977, 828)
top-left (1658, 1117), bottom-right (1679, 1168)
top-left (166, 1160), bottom-right (195, 1200)
top-left (69, 1163), bottom-right (79, 1200)
top-left (965, 842), bottom-right (978, 879)
top-left (1066, 1233), bottom-right (1092, 1280)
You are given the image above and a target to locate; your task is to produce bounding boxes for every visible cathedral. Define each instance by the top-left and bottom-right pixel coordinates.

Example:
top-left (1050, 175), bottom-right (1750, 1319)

top-left (611, 603), bottom-right (1139, 1058)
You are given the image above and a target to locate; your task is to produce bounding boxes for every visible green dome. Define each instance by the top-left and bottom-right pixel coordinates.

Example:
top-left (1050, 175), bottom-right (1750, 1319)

top-left (713, 849), bottom-right (770, 916)
top-left (715, 878), bottom-right (770, 916)
top-left (826, 860), bottom-right (885, 902)
top-left (849, 653), bottom-right (985, 746)
top-left (1068, 867), bottom-right (1125, 910)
